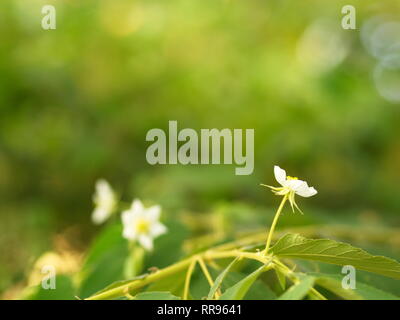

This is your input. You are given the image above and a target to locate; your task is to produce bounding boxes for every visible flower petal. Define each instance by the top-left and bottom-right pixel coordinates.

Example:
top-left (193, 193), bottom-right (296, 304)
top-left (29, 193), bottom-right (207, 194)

top-left (92, 179), bottom-right (116, 224)
top-left (139, 235), bottom-right (153, 251)
top-left (146, 205), bottom-right (161, 221)
top-left (121, 209), bottom-right (134, 225)
top-left (121, 209), bottom-right (138, 240)
top-left (96, 179), bottom-right (111, 196)
top-left (274, 166), bottom-right (287, 186)
top-left (92, 207), bottom-right (110, 225)
top-left (296, 186), bottom-right (318, 198)
top-left (150, 222), bottom-right (167, 237)
top-left (286, 179), bottom-right (307, 191)
top-left (122, 226), bottom-right (137, 241)
top-left (131, 199), bottom-right (144, 214)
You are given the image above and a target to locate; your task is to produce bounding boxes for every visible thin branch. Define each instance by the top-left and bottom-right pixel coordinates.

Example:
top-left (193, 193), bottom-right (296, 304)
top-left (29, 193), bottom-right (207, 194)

top-left (183, 259), bottom-right (197, 300)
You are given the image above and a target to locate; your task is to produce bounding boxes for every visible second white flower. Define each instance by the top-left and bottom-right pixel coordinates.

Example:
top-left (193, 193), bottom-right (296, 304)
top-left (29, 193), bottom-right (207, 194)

top-left (122, 199), bottom-right (167, 251)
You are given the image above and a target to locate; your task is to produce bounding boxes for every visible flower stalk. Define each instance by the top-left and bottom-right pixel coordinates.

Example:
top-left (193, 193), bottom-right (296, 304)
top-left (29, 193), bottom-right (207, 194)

top-left (263, 194), bottom-right (288, 255)
top-left (183, 259), bottom-right (196, 300)
top-left (261, 166), bottom-right (317, 255)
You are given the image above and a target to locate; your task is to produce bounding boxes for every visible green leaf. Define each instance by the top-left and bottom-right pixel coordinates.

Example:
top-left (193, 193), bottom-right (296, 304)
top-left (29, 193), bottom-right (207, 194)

top-left (78, 223), bottom-right (129, 298)
top-left (219, 265), bottom-right (266, 300)
top-left (22, 275), bottom-right (76, 300)
top-left (134, 291), bottom-right (180, 300)
top-left (241, 277), bottom-right (277, 300)
top-left (277, 275), bottom-right (314, 300)
top-left (309, 273), bottom-right (400, 300)
top-left (83, 223), bottom-right (126, 268)
top-left (207, 257), bottom-right (239, 299)
top-left (146, 271), bottom-right (186, 297)
top-left (271, 234), bottom-right (400, 279)
top-left (275, 268), bottom-right (286, 290)
top-left (146, 221), bottom-right (189, 269)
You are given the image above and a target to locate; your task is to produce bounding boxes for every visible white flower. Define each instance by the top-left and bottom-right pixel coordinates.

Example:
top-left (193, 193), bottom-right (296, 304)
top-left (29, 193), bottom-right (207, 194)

top-left (261, 165), bottom-right (317, 213)
top-left (92, 179), bottom-right (117, 224)
top-left (122, 199), bottom-right (167, 251)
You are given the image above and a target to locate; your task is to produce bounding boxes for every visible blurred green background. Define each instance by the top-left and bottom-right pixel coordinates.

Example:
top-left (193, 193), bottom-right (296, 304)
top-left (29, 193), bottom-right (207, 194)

top-left (1, 0), bottom-right (400, 297)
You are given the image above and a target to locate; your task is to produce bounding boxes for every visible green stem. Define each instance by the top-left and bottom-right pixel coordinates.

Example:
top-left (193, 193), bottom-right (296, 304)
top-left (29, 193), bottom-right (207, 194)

top-left (183, 259), bottom-right (196, 300)
top-left (86, 250), bottom-right (273, 300)
top-left (87, 257), bottom-right (193, 300)
top-left (264, 194), bottom-right (288, 254)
